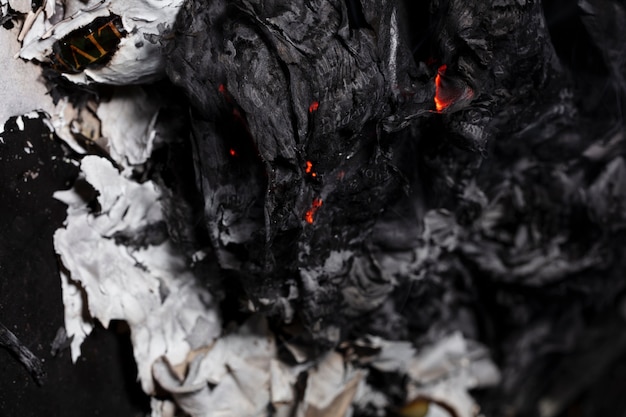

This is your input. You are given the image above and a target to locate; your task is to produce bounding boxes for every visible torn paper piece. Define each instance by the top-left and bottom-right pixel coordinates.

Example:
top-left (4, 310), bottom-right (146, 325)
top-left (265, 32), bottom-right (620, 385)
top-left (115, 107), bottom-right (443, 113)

top-left (54, 155), bottom-right (221, 394)
top-left (58, 268), bottom-right (94, 361)
top-left (96, 85), bottom-right (161, 170)
top-left (405, 333), bottom-right (501, 417)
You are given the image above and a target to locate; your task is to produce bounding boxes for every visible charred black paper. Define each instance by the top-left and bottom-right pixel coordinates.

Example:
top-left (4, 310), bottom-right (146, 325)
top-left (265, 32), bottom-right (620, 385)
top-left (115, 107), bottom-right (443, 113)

top-left (165, 0), bottom-right (626, 415)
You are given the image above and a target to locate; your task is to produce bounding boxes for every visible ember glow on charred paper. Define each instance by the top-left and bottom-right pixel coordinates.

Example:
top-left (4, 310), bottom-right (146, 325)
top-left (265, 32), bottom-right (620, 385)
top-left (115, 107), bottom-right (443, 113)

top-left (305, 197), bottom-right (323, 224)
top-left (308, 101), bottom-right (319, 113)
top-left (305, 160), bottom-right (317, 177)
top-left (49, 16), bottom-right (126, 74)
top-left (434, 64), bottom-right (450, 112)
top-left (434, 64), bottom-right (474, 113)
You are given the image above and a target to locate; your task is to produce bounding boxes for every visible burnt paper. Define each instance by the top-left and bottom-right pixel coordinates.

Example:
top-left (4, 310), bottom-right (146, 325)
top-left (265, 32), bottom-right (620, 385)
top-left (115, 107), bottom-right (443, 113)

top-left (0, 322), bottom-right (46, 385)
top-left (49, 15), bottom-right (126, 74)
top-left (163, 0), bottom-right (559, 346)
top-left (2, 0), bottom-right (626, 416)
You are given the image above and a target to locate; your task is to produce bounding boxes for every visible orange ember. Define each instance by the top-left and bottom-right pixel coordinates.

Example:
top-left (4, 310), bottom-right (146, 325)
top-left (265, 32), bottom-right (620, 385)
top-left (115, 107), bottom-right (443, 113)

top-left (309, 101), bottom-right (319, 113)
top-left (229, 148), bottom-right (237, 157)
top-left (434, 64), bottom-right (452, 112)
top-left (305, 161), bottom-right (317, 177)
top-left (305, 198), bottom-right (323, 224)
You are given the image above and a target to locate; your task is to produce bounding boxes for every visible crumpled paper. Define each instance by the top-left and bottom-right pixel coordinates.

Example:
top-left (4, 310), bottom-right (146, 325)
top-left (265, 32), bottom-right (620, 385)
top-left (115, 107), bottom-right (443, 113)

top-left (17, 0), bottom-right (184, 84)
top-left (349, 333), bottom-right (500, 417)
top-left (50, 141), bottom-right (498, 417)
top-left (25, 2), bottom-right (504, 416)
top-left (54, 155), bottom-right (221, 394)
top-left (152, 315), bottom-right (370, 417)
top-left (153, 315), bottom-right (277, 417)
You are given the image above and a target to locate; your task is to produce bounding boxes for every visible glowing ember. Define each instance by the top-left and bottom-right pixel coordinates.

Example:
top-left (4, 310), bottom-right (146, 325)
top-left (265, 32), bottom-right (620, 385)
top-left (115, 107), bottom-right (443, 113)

top-left (434, 64), bottom-right (451, 112)
top-left (218, 83), bottom-right (235, 105)
top-left (305, 161), bottom-right (317, 177)
top-left (434, 64), bottom-right (474, 113)
top-left (304, 198), bottom-right (323, 224)
top-left (229, 148), bottom-right (237, 157)
top-left (308, 101), bottom-right (319, 113)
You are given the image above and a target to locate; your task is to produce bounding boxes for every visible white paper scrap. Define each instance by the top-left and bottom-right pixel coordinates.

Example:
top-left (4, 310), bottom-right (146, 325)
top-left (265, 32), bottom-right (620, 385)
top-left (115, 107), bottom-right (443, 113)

top-left (54, 156), bottom-right (221, 394)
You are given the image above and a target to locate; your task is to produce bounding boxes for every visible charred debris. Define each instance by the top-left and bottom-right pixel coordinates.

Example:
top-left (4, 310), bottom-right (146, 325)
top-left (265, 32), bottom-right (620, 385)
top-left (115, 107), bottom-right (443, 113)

top-left (164, 0), bottom-right (626, 413)
top-left (2, 0), bottom-right (626, 416)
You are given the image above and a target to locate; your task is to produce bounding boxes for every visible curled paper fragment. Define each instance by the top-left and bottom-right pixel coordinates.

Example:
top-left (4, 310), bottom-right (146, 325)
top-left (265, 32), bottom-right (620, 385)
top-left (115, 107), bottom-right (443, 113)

top-left (19, 0), bottom-right (185, 84)
top-left (97, 85), bottom-right (161, 170)
top-left (54, 155), bottom-right (221, 394)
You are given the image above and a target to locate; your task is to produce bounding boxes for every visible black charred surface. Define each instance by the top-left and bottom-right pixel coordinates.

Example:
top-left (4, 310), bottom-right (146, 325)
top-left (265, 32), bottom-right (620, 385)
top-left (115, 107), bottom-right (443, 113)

top-left (165, 0), bottom-right (549, 344)
top-left (165, 0), bottom-right (626, 415)
top-left (166, 0), bottom-right (435, 347)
